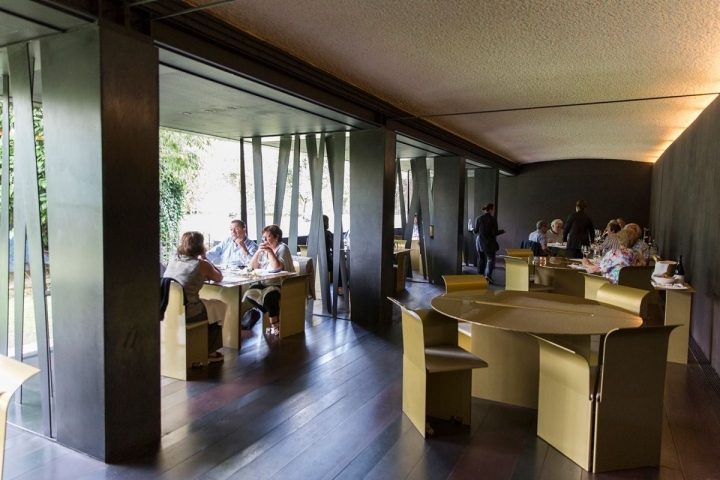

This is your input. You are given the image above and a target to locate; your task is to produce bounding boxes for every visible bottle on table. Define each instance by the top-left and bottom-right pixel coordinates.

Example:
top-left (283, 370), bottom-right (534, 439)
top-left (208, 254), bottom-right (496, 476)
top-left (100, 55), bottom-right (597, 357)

top-left (674, 255), bottom-right (685, 284)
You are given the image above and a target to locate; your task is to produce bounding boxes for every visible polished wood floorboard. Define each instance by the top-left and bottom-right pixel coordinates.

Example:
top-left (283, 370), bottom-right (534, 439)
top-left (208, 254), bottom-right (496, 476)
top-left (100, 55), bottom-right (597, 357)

top-left (4, 268), bottom-right (720, 479)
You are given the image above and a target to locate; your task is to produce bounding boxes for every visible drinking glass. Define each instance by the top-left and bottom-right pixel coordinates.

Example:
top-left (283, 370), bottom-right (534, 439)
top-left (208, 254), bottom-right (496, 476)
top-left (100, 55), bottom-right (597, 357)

top-left (582, 245), bottom-right (589, 259)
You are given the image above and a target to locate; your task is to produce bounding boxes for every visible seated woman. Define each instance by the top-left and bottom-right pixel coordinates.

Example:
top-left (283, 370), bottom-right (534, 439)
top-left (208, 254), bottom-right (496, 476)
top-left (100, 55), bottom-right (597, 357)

top-left (583, 229), bottom-right (644, 284)
top-left (598, 220), bottom-right (622, 255)
top-left (244, 224), bottom-right (295, 336)
top-left (163, 231), bottom-right (226, 362)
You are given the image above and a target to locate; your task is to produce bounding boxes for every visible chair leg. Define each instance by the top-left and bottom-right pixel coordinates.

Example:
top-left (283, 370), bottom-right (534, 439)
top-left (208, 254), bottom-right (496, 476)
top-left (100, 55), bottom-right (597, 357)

top-left (426, 370), bottom-right (472, 425)
top-left (402, 358), bottom-right (427, 437)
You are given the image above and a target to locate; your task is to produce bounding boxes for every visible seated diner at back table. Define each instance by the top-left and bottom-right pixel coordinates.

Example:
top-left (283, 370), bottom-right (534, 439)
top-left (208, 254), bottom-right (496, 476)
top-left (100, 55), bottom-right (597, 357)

top-left (243, 224), bottom-right (295, 336)
top-left (582, 228), bottom-right (645, 284)
top-left (206, 219), bottom-right (258, 265)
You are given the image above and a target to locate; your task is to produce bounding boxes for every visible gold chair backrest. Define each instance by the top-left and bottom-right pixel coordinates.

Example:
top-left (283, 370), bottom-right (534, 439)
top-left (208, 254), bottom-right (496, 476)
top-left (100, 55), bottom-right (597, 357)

top-left (298, 245), bottom-right (308, 257)
top-left (596, 283), bottom-right (649, 317)
top-left (506, 248), bottom-right (534, 263)
top-left (502, 256), bottom-right (530, 291)
top-left (442, 274), bottom-right (488, 293)
top-left (400, 306), bottom-right (426, 371)
top-left (617, 265), bottom-right (659, 305)
top-left (593, 325), bottom-right (677, 472)
top-left (583, 273), bottom-right (610, 301)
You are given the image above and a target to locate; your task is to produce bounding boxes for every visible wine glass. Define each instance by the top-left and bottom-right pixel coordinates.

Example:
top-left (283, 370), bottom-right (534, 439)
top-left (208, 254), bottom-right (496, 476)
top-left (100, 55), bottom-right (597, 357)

top-left (582, 245), bottom-right (589, 259)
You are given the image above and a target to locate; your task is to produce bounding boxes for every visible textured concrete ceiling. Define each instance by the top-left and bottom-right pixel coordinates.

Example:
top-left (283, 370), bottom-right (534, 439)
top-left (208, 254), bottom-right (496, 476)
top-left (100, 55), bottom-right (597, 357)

top-left (187, 0), bottom-right (720, 164)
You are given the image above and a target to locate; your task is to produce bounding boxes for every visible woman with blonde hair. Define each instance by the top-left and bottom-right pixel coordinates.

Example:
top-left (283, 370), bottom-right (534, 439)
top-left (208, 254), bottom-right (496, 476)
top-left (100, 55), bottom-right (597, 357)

top-left (583, 228), bottom-right (643, 284)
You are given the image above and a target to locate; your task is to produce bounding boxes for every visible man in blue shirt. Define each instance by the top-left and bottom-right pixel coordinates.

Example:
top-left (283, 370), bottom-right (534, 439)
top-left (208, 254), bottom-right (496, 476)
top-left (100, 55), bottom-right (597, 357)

top-left (206, 220), bottom-right (258, 265)
top-left (529, 220), bottom-right (550, 255)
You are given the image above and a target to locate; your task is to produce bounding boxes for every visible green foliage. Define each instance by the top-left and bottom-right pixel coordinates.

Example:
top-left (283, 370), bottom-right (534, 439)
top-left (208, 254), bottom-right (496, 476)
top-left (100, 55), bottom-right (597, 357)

top-left (0, 102), bottom-right (47, 248)
top-left (159, 129), bottom-right (207, 261)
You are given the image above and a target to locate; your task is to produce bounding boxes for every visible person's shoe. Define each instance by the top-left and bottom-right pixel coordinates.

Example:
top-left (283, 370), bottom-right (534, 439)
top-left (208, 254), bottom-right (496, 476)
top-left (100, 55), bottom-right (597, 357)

top-left (485, 276), bottom-right (495, 285)
top-left (208, 352), bottom-right (224, 363)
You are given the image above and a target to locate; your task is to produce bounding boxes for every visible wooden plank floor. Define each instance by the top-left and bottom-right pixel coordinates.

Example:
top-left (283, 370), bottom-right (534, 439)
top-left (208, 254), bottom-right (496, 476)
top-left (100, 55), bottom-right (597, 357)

top-left (4, 269), bottom-right (720, 479)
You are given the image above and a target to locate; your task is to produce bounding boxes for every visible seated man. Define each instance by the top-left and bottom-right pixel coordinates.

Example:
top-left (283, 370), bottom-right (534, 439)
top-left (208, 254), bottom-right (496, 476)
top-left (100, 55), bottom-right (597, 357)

top-left (528, 220), bottom-right (550, 255)
top-left (206, 219), bottom-right (258, 265)
top-left (545, 219), bottom-right (564, 244)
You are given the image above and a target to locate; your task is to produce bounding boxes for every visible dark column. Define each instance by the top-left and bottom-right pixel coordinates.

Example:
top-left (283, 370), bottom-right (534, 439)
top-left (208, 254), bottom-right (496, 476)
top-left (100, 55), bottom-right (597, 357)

top-left (349, 128), bottom-right (395, 323)
top-left (430, 157), bottom-right (465, 284)
top-left (41, 25), bottom-right (159, 462)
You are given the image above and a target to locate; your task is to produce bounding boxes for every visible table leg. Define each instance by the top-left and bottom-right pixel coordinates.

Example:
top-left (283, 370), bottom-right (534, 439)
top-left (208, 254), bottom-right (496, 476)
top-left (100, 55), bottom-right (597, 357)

top-left (470, 324), bottom-right (539, 409)
top-left (665, 290), bottom-right (691, 364)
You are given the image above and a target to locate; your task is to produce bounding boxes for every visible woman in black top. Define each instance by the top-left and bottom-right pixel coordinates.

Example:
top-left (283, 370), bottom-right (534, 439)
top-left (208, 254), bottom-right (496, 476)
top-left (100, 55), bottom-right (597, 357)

top-left (562, 199), bottom-right (595, 259)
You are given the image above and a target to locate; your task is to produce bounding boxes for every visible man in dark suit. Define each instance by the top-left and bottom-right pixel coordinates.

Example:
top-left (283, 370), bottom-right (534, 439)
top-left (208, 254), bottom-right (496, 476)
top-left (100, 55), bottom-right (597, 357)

top-left (474, 203), bottom-right (505, 284)
top-left (563, 199), bottom-right (595, 259)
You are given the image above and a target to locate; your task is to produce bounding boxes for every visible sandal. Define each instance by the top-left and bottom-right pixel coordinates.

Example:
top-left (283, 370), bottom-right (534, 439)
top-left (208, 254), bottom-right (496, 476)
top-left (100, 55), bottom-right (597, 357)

top-left (266, 320), bottom-right (280, 336)
top-left (208, 352), bottom-right (224, 363)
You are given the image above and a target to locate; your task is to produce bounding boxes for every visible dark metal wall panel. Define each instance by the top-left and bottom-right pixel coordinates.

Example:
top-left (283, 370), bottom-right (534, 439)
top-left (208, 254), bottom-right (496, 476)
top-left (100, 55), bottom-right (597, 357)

top-left (288, 135), bottom-right (300, 253)
top-left (429, 157), bottom-right (465, 284)
top-left (8, 42), bottom-right (52, 435)
top-left (349, 128), bottom-right (395, 323)
top-left (0, 75), bottom-right (9, 355)
top-left (650, 95), bottom-right (720, 373)
top-left (273, 135), bottom-right (291, 224)
top-left (306, 134), bottom-right (329, 309)
top-left (498, 160), bottom-right (651, 254)
top-left (99, 26), bottom-right (160, 462)
top-left (41, 27), bottom-right (105, 456)
top-left (240, 138), bottom-right (247, 223)
top-left (463, 173), bottom-right (477, 266)
top-left (41, 25), bottom-right (161, 462)
top-left (328, 132), bottom-right (346, 315)
top-left (411, 158), bottom-right (431, 278)
top-left (252, 137), bottom-right (265, 238)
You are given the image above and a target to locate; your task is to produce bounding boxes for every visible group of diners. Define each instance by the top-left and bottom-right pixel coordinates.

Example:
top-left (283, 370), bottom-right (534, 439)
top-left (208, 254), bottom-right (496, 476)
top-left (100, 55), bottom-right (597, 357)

top-left (526, 199), bottom-right (651, 285)
top-left (162, 220), bottom-right (295, 364)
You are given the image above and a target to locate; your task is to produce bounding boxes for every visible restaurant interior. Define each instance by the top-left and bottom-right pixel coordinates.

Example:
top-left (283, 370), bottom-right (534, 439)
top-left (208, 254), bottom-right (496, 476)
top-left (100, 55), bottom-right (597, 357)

top-left (1, 1), bottom-right (720, 479)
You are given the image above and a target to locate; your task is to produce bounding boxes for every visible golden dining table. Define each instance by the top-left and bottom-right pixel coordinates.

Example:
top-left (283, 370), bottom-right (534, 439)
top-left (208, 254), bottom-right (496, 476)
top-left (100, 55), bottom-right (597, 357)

top-left (430, 289), bottom-right (642, 408)
top-left (200, 269), bottom-right (297, 349)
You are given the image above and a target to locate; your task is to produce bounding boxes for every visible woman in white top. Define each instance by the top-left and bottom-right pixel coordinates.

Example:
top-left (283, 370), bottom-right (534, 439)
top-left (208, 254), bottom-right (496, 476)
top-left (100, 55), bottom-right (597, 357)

top-left (246, 224), bottom-right (294, 335)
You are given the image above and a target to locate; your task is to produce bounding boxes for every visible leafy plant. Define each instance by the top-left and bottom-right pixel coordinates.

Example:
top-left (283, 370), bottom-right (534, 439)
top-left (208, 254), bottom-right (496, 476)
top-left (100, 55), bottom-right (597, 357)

top-left (0, 102), bottom-right (47, 248)
top-left (159, 129), bottom-right (207, 261)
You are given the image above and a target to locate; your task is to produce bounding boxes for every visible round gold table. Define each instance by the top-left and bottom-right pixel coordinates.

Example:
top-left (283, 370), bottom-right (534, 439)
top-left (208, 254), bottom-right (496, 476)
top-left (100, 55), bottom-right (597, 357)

top-left (430, 290), bottom-right (641, 408)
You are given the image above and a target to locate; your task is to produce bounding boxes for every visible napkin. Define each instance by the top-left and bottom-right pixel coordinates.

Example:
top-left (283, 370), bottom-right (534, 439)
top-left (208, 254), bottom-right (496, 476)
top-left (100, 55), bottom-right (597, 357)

top-left (651, 281), bottom-right (688, 289)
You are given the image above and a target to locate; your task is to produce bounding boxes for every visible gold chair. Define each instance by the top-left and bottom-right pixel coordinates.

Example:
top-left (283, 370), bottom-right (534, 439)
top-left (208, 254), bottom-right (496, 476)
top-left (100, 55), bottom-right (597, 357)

top-left (583, 273), bottom-right (610, 301)
top-left (536, 325), bottom-right (677, 472)
top-left (161, 281), bottom-right (208, 380)
top-left (506, 248), bottom-right (533, 261)
top-left (298, 245), bottom-right (308, 257)
top-left (442, 275), bottom-right (488, 351)
top-left (617, 265), bottom-right (659, 307)
top-left (261, 274), bottom-right (310, 338)
top-left (391, 298), bottom-right (488, 437)
top-left (596, 283), bottom-right (649, 317)
top-left (502, 256), bottom-right (553, 292)
top-left (442, 274), bottom-right (488, 292)
top-left (1, 354), bottom-right (40, 475)
top-left (394, 250), bottom-right (410, 292)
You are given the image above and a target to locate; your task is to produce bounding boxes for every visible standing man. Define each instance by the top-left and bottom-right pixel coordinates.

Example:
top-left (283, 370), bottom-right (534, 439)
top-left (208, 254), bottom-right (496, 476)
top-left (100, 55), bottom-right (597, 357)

top-left (206, 219), bottom-right (258, 265)
top-left (563, 200), bottom-right (595, 259)
top-left (474, 203), bottom-right (505, 284)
